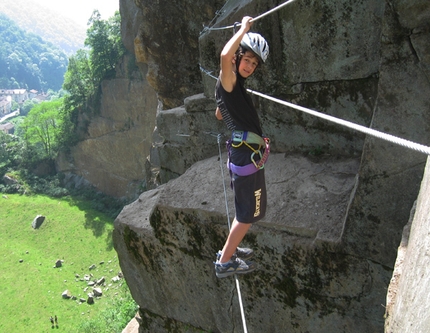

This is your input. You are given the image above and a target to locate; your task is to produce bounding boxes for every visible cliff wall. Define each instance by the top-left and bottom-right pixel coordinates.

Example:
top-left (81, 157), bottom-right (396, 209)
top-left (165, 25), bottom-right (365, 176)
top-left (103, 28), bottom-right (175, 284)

top-left (57, 0), bottom-right (430, 331)
top-left (56, 54), bottom-right (158, 199)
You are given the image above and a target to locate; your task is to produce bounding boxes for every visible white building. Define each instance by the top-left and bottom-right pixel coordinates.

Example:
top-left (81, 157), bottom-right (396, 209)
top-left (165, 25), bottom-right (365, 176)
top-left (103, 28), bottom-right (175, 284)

top-left (0, 89), bottom-right (28, 103)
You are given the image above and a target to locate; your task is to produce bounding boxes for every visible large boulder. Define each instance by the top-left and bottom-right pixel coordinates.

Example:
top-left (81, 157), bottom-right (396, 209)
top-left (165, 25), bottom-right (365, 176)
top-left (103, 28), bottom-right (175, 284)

top-left (31, 215), bottom-right (45, 229)
top-left (113, 153), bottom-right (390, 332)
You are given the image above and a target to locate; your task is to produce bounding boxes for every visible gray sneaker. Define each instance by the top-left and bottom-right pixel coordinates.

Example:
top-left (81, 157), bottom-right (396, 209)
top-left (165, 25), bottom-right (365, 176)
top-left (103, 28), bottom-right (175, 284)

top-left (214, 257), bottom-right (256, 278)
top-left (216, 247), bottom-right (254, 261)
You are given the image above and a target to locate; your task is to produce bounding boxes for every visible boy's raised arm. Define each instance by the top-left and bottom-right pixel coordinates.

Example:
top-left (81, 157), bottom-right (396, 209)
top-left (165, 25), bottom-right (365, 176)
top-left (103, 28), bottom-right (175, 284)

top-left (219, 16), bottom-right (253, 92)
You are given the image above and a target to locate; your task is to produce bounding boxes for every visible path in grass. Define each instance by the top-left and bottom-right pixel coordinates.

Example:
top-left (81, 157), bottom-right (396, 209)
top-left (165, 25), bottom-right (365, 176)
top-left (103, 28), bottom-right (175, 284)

top-left (0, 194), bottom-right (128, 332)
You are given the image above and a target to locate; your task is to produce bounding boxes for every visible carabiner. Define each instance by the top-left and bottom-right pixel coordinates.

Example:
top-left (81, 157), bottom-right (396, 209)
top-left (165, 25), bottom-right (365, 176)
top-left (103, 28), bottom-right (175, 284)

top-left (251, 150), bottom-right (264, 169)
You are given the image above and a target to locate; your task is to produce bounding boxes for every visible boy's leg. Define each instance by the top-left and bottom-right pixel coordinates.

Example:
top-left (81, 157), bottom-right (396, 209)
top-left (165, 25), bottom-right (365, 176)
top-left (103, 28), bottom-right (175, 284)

top-left (219, 218), bottom-right (251, 263)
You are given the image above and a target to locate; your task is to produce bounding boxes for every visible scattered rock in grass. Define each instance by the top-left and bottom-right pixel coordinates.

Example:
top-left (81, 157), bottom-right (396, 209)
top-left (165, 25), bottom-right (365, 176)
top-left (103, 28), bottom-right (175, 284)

top-left (100, 261), bottom-right (104, 265)
top-left (89, 264), bottom-right (96, 270)
top-left (2, 195), bottom-right (8, 199)
top-left (62, 290), bottom-right (72, 299)
top-left (112, 276), bottom-right (121, 282)
top-left (58, 265), bottom-right (122, 308)
top-left (93, 287), bottom-right (103, 297)
top-left (31, 215), bottom-right (45, 229)
top-left (87, 294), bottom-right (94, 304)
top-left (19, 259), bottom-right (23, 263)
top-left (96, 277), bottom-right (105, 285)
top-left (55, 259), bottom-right (63, 268)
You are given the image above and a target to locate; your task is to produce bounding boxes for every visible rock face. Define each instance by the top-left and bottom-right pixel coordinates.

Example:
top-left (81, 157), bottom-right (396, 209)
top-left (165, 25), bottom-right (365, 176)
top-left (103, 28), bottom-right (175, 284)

top-left (94, 0), bottom-right (430, 331)
top-left (129, 0), bottom-right (222, 109)
top-left (56, 55), bottom-right (158, 199)
top-left (114, 154), bottom-right (382, 332)
top-left (385, 157), bottom-right (430, 333)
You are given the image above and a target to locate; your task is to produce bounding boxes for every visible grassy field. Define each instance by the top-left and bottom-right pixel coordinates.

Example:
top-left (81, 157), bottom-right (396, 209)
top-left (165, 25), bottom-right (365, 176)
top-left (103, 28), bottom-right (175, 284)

top-left (0, 194), bottom-right (135, 333)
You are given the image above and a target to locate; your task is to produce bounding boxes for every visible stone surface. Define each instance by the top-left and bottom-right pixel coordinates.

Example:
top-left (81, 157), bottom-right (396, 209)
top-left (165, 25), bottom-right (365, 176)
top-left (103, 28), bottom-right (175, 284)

top-left (113, 153), bottom-right (389, 332)
top-left (2, 175), bottom-right (17, 185)
top-left (87, 295), bottom-right (94, 305)
top-left (339, 0), bottom-right (430, 267)
top-left (93, 287), bottom-right (103, 297)
top-left (385, 157), bottom-right (430, 333)
top-left (131, 0), bottom-right (221, 109)
top-left (121, 317), bottom-right (139, 333)
top-left (150, 94), bottom-right (225, 183)
top-left (31, 215), bottom-right (45, 229)
top-left (61, 290), bottom-right (71, 299)
top-left (56, 55), bottom-right (158, 200)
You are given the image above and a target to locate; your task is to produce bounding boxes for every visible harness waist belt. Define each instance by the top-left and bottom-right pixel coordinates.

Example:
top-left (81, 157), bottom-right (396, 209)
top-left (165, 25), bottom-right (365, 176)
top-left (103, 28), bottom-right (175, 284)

top-left (232, 130), bottom-right (265, 146)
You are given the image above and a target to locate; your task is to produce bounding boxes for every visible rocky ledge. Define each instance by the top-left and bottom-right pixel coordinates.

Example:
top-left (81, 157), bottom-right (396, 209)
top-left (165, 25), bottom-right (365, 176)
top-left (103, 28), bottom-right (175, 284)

top-left (113, 152), bottom-right (387, 332)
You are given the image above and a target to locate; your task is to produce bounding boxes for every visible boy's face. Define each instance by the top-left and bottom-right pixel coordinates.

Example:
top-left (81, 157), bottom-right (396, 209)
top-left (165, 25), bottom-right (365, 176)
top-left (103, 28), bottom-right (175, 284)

top-left (238, 51), bottom-right (259, 78)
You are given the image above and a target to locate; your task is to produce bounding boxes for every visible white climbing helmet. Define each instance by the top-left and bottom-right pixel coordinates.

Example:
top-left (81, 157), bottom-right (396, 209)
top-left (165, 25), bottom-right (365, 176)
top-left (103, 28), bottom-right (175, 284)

top-left (240, 32), bottom-right (269, 64)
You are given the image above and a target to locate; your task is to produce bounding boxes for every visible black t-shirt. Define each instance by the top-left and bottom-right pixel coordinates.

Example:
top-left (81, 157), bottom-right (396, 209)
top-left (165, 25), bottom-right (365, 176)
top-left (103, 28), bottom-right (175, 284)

top-left (215, 73), bottom-right (262, 136)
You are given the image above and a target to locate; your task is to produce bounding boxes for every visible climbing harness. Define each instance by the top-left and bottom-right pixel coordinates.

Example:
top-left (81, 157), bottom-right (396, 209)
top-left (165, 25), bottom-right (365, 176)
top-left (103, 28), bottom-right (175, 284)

top-left (228, 130), bottom-right (271, 177)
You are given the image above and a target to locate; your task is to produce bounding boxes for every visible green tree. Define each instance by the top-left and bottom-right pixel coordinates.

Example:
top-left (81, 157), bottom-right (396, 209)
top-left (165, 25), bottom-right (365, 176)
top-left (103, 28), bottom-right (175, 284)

top-left (63, 49), bottom-right (94, 111)
top-left (85, 10), bottom-right (125, 82)
top-left (20, 99), bottom-right (38, 116)
top-left (21, 99), bottom-right (64, 157)
top-left (0, 131), bottom-right (32, 176)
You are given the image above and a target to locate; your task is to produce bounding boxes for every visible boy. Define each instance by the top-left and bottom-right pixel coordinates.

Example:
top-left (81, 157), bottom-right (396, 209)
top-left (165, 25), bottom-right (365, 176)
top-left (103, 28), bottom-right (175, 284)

top-left (214, 16), bottom-right (270, 278)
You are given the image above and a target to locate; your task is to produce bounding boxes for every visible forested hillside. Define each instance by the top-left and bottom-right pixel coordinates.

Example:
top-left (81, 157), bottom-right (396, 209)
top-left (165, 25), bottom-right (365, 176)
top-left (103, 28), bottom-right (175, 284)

top-left (0, 14), bottom-right (68, 91)
top-left (0, 11), bottom-right (125, 193)
top-left (0, 0), bottom-right (86, 54)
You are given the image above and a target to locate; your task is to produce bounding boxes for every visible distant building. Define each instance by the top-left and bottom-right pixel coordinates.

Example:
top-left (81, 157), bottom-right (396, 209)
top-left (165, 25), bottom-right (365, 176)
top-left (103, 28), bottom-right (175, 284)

top-left (29, 89), bottom-right (38, 99)
top-left (0, 122), bottom-right (14, 135)
top-left (0, 89), bottom-right (28, 103)
top-left (0, 97), bottom-right (12, 116)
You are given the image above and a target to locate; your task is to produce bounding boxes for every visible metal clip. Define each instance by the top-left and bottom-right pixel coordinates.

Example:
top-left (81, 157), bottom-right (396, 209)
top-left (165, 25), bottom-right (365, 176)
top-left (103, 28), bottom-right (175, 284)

top-left (251, 150), bottom-right (264, 169)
